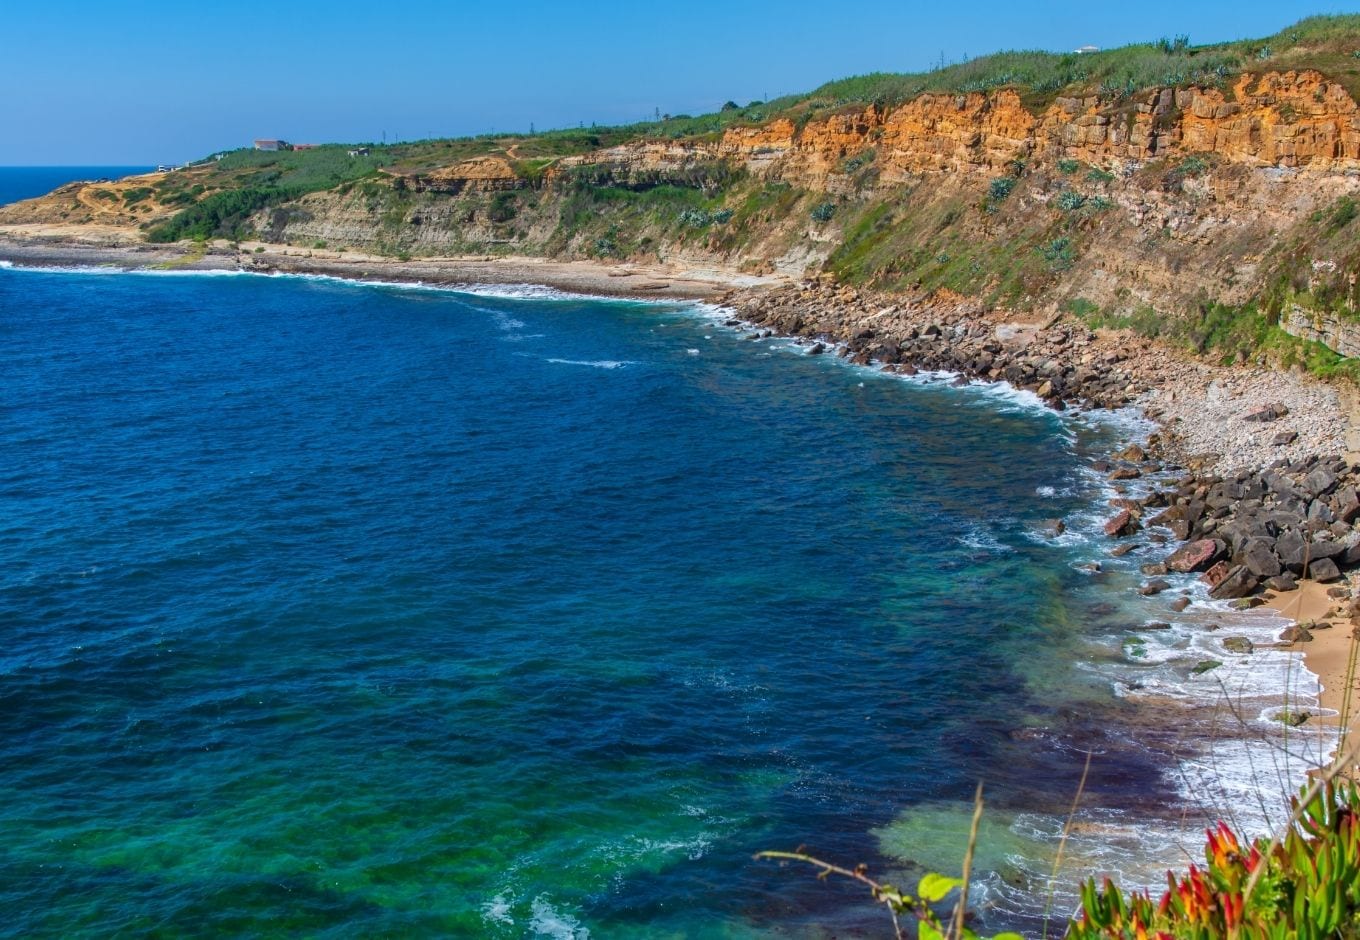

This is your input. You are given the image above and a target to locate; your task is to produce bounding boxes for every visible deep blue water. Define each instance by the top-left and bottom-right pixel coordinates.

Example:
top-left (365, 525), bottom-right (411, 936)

top-left (0, 167), bottom-right (153, 205)
top-left (0, 264), bottom-right (1271, 937)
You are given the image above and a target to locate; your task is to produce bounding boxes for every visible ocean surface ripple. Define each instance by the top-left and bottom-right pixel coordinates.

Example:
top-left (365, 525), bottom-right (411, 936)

top-left (0, 266), bottom-right (1318, 937)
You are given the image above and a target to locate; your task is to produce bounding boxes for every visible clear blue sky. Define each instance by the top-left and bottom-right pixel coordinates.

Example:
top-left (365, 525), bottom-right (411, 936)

top-left (2, 1), bottom-right (1356, 165)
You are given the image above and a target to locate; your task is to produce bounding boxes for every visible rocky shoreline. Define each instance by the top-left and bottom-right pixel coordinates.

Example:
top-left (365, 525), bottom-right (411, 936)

top-left (720, 278), bottom-right (1360, 604)
top-left (718, 276), bottom-right (1360, 768)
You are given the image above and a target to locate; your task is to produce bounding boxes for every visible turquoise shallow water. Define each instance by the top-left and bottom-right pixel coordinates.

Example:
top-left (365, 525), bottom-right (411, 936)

top-left (0, 264), bottom-right (1286, 936)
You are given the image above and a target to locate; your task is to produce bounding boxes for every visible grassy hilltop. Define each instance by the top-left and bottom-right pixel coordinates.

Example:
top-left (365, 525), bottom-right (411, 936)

top-left (8, 14), bottom-right (1360, 380)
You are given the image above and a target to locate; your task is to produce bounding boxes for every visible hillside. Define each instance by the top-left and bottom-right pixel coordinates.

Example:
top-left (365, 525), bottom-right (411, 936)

top-left (6, 15), bottom-right (1360, 374)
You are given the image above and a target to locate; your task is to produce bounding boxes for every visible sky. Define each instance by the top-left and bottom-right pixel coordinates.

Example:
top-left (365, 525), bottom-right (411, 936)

top-left (2, 1), bottom-right (1357, 165)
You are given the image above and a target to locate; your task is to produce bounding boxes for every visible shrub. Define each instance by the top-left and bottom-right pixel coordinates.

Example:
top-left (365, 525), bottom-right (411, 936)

top-left (1058, 159), bottom-right (1081, 175)
top-left (810, 201), bottom-right (837, 222)
top-left (678, 208), bottom-right (712, 228)
top-left (1056, 190), bottom-right (1088, 212)
top-left (1179, 155), bottom-right (1209, 176)
top-left (988, 177), bottom-right (1016, 201)
top-left (488, 191), bottom-right (518, 222)
top-left (1330, 196), bottom-right (1359, 230)
top-left (1065, 297), bottom-right (1101, 321)
top-left (593, 225), bottom-right (621, 257)
top-left (148, 186), bottom-right (289, 242)
top-left (1155, 34), bottom-right (1191, 54)
top-left (1089, 195), bottom-right (1114, 212)
top-left (1041, 236), bottom-right (1076, 269)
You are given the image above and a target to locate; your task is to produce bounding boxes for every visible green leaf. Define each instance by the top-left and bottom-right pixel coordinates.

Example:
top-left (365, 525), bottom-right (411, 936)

top-left (918, 921), bottom-right (944, 940)
top-left (918, 872), bottom-right (963, 902)
top-left (991, 934), bottom-right (1026, 940)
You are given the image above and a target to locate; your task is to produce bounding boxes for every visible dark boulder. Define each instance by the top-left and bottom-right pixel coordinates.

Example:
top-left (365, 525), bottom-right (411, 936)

top-left (1208, 565), bottom-right (1259, 599)
top-left (1334, 485), bottom-right (1360, 523)
top-left (1274, 530), bottom-right (1308, 574)
top-left (1236, 537), bottom-right (1283, 578)
top-left (1308, 557), bottom-right (1343, 582)
top-left (1265, 572), bottom-right (1299, 592)
top-left (1280, 625), bottom-right (1314, 644)
top-left (1303, 468), bottom-right (1339, 498)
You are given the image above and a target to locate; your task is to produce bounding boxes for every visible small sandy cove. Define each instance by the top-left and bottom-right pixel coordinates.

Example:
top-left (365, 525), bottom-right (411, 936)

top-left (1266, 581), bottom-right (1360, 776)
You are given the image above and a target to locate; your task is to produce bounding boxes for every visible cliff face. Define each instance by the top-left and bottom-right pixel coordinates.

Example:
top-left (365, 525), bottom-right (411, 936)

top-left (6, 69), bottom-right (1360, 364)
top-left (707, 69), bottom-right (1360, 183)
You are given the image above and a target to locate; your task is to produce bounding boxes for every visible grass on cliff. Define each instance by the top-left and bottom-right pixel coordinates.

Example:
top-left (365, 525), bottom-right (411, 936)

top-left (784, 14), bottom-right (1360, 119)
top-left (146, 146), bottom-right (389, 242)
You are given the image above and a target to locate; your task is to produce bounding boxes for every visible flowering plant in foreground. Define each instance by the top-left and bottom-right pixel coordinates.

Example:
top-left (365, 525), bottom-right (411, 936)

top-left (1070, 782), bottom-right (1360, 940)
top-left (761, 782), bottom-right (1360, 939)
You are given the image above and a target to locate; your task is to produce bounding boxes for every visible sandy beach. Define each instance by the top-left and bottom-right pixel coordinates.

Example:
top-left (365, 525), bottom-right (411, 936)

top-left (0, 231), bottom-right (786, 301)
top-left (1267, 581), bottom-right (1360, 776)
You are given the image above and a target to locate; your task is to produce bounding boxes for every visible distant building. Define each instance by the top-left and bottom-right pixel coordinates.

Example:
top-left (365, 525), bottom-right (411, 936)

top-left (293, 143), bottom-right (319, 151)
top-left (1074, 45), bottom-right (1100, 54)
top-left (253, 139), bottom-right (290, 151)
top-left (347, 148), bottom-right (371, 157)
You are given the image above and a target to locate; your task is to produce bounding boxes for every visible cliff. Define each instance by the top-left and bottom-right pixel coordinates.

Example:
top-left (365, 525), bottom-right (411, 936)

top-left (6, 17), bottom-right (1360, 374)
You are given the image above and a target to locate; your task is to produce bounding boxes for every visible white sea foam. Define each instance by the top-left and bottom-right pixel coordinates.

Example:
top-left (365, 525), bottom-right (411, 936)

top-left (481, 893), bottom-right (515, 927)
top-left (529, 896), bottom-right (591, 939)
top-left (544, 358), bottom-right (632, 370)
top-left (0, 261), bottom-right (699, 308)
top-left (957, 523), bottom-right (1013, 554)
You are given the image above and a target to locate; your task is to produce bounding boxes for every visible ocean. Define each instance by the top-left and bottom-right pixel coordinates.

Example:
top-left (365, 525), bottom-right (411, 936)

top-left (0, 259), bottom-right (1327, 936)
top-left (0, 167), bottom-right (154, 206)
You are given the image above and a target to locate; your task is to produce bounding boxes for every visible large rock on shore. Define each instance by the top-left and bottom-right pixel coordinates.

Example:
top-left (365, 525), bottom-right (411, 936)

top-left (1236, 537), bottom-right (1282, 578)
top-left (1165, 539), bottom-right (1226, 573)
top-left (1104, 509), bottom-right (1139, 538)
top-left (1208, 564), bottom-right (1260, 599)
